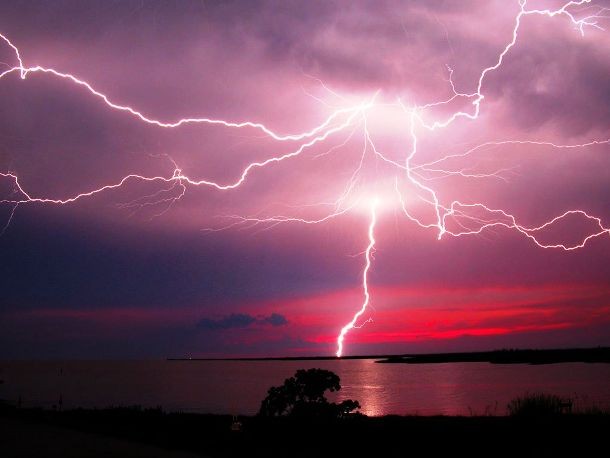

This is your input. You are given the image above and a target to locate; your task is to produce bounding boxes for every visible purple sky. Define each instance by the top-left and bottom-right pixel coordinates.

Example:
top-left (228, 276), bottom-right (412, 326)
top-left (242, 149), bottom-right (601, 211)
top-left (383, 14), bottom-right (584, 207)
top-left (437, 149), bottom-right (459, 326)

top-left (0, 0), bottom-right (609, 358)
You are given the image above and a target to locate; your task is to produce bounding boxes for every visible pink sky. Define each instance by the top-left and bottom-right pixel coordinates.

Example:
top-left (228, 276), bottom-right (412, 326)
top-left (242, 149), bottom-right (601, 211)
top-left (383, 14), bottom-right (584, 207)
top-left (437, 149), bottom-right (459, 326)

top-left (0, 0), bottom-right (609, 358)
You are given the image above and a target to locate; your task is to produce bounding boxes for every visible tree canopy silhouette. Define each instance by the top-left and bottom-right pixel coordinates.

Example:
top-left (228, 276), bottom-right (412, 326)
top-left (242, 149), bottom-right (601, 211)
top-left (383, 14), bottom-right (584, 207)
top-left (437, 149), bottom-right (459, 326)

top-left (258, 368), bottom-right (360, 418)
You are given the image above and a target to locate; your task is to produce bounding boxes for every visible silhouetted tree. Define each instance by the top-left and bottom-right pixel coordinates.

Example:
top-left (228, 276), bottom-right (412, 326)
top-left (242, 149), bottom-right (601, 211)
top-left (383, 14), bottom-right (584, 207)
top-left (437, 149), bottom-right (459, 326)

top-left (335, 399), bottom-right (361, 417)
top-left (259, 368), bottom-right (360, 418)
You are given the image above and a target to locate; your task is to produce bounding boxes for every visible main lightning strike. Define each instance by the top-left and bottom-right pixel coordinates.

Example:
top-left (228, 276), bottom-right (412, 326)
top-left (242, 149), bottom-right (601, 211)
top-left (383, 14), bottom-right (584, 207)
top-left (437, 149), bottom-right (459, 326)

top-left (1, 0), bottom-right (609, 357)
top-left (336, 200), bottom-right (378, 358)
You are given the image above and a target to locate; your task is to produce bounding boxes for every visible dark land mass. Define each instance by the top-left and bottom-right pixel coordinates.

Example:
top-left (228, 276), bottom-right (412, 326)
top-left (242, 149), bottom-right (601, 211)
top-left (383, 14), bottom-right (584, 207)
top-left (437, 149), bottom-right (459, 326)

top-left (1, 404), bottom-right (609, 458)
top-left (167, 354), bottom-right (391, 361)
top-left (376, 347), bottom-right (610, 365)
top-left (168, 346), bottom-right (610, 365)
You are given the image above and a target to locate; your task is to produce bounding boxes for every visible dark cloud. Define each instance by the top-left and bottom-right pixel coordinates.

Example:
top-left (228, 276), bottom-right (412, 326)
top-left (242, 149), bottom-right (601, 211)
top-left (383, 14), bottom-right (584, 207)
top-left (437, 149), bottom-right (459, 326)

top-left (485, 26), bottom-right (610, 136)
top-left (198, 312), bottom-right (288, 331)
top-left (261, 313), bottom-right (289, 327)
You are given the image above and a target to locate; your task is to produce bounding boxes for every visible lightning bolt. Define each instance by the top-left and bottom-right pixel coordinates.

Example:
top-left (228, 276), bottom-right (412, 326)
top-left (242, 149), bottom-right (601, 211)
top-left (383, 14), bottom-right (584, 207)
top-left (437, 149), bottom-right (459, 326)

top-left (336, 200), bottom-right (378, 358)
top-left (1, 0), bottom-right (609, 357)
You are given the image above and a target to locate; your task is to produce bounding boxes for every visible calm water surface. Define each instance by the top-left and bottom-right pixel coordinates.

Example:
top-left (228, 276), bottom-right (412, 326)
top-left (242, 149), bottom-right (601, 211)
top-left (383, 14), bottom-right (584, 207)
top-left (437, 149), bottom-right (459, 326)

top-left (1, 360), bottom-right (609, 416)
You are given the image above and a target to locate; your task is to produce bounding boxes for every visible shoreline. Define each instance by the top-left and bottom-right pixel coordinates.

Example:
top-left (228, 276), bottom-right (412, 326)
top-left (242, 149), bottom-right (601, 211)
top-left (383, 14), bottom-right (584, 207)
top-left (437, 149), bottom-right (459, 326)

top-left (377, 347), bottom-right (610, 364)
top-left (166, 346), bottom-right (610, 365)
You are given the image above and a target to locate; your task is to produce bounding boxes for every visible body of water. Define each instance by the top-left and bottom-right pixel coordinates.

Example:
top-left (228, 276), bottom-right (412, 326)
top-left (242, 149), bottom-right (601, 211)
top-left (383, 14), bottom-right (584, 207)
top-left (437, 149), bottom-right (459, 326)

top-left (1, 360), bottom-right (609, 416)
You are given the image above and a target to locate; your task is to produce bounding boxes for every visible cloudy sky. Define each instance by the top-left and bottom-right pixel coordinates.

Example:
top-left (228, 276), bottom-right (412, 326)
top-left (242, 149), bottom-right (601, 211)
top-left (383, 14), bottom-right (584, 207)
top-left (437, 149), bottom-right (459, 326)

top-left (0, 0), bottom-right (609, 358)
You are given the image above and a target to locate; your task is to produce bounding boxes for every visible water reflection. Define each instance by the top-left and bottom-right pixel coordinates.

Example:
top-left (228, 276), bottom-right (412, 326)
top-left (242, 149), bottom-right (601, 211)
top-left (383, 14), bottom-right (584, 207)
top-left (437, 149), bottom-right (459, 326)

top-left (1, 360), bottom-right (609, 416)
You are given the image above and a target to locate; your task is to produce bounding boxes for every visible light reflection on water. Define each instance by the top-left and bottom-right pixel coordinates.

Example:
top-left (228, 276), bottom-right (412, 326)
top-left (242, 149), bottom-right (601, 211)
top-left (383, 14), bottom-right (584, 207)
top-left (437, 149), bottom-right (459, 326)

top-left (1, 359), bottom-right (609, 416)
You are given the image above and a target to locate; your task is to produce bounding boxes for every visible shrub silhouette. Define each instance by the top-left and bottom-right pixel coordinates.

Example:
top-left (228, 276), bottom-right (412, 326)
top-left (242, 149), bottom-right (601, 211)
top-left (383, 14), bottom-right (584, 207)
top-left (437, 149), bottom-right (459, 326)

top-left (258, 368), bottom-right (360, 418)
top-left (507, 392), bottom-right (569, 417)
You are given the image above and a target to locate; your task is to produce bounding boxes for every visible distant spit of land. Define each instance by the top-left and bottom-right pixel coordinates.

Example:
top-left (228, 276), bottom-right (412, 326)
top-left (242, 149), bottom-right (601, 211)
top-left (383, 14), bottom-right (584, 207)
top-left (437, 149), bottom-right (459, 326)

top-left (168, 347), bottom-right (610, 365)
top-left (376, 347), bottom-right (610, 365)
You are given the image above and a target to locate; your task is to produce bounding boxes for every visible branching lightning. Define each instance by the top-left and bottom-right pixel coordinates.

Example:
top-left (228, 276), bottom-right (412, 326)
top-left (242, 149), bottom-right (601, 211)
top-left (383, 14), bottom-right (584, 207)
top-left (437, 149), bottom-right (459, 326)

top-left (1, 0), bottom-right (609, 357)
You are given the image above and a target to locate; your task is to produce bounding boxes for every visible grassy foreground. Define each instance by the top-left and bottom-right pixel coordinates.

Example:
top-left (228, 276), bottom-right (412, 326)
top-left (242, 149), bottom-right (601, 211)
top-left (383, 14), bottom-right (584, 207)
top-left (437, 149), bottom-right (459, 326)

top-left (1, 403), bottom-right (609, 458)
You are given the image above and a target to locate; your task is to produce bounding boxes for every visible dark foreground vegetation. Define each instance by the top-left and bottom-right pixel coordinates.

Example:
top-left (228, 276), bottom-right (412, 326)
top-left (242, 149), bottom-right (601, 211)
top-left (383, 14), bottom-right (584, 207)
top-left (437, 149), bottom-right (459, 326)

top-left (1, 402), bottom-right (609, 458)
top-left (377, 346), bottom-right (610, 364)
top-left (258, 368), bottom-right (360, 418)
